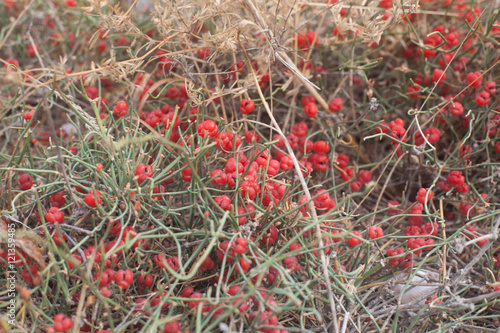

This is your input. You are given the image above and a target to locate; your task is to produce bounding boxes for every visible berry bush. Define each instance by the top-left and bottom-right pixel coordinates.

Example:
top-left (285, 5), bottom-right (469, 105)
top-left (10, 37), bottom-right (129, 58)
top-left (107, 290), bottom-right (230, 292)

top-left (1, 0), bottom-right (500, 332)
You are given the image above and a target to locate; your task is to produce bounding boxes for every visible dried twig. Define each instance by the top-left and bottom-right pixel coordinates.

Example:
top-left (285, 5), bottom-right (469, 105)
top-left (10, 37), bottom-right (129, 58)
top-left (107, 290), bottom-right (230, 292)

top-left (451, 215), bottom-right (500, 291)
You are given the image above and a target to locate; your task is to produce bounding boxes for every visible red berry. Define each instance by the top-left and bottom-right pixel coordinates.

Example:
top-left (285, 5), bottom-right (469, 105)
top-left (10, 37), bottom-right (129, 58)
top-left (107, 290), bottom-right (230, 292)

top-left (292, 121), bottom-right (308, 137)
top-left (239, 257), bottom-right (251, 272)
top-left (386, 247), bottom-right (405, 266)
top-left (138, 273), bottom-right (154, 287)
top-left (45, 207), bottom-right (64, 224)
top-left (200, 256), bottom-right (215, 272)
top-left (68, 147), bottom-right (78, 155)
top-left (154, 253), bottom-right (167, 267)
top-left (5, 58), bottom-right (19, 69)
top-left (283, 256), bottom-right (301, 271)
top-left (336, 154), bottom-right (350, 169)
top-left (405, 226), bottom-right (421, 236)
top-left (166, 256), bottom-right (180, 271)
top-left (181, 286), bottom-right (194, 298)
top-left (466, 71), bottom-right (482, 89)
top-left (214, 131), bottom-right (242, 151)
top-left (233, 237), bottom-right (248, 254)
top-left (447, 171), bottom-right (465, 187)
top-left (135, 163), bottom-right (153, 183)
top-left (19, 173), bottom-right (34, 190)
top-left (484, 81), bottom-right (496, 95)
top-left (495, 141), bottom-right (500, 153)
top-left (289, 242), bottom-right (302, 253)
top-left (301, 95), bottom-right (316, 107)
top-left (113, 100), bottom-right (128, 117)
top-left (379, 0), bottom-right (391, 8)
top-left (224, 159), bottom-right (241, 175)
top-left (341, 167), bottom-right (354, 182)
top-left (313, 140), bottom-right (330, 153)
top-left (459, 202), bottom-right (473, 216)
top-left (100, 287), bottom-right (112, 298)
top-left (459, 144), bottom-right (472, 159)
top-left (64, 0), bottom-right (76, 7)
top-left (266, 159), bottom-right (281, 176)
top-left (407, 85), bottom-right (420, 99)
top-left (197, 48), bottom-right (211, 59)
top-left (416, 188), bottom-right (433, 204)
top-left (475, 91), bottom-right (490, 106)
top-left (53, 314), bottom-right (73, 332)
top-left (84, 190), bottom-right (102, 207)
top-left (197, 120), bottom-right (218, 138)
top-left (21, 265), bottom-right (40, 285)
top-left (26, 43), bottom-right (38, 57)
top-left (438, 181), bottom-right (452, 192)
top-left (306, 31), bottom-right (319, 47)
top-left (439, 52), bottom-right (454, 68)
top-left (23, 109), bottom-right (35, 120)
top-left (217, 241), bottom-right (235, 262)
top-left (240, 99), bottom-right (255, 114)
top-left (298, 138), bottom-right (313, 154)
top-left (495, 254), bottom-right (500, 269)
top-left (415, 127), bottom-right (441, 146)
top-left (312, 153), bottom-right (329, 171)
top-left (164, 321), bottom-right (181, 333)
top-left (214, 195), bottom-right (232, 211)
top-left (272, 134), bottom-right (285, 149)
top-left (262, 225), bottom-right (278, 245)
top-left (280, 155), bottom-right (294, 171)
top-left (350, 181), bottom-right (362, 191)
top-left (188, 292), bottom-right (204, 309)
top-left (432, 69), bottom-right (446, 85)
top-left (287, 133), bottom-right (299, 149)
top-left (236, 205), bottom-right (256, 225)
top-left (304, 102), bottom-right (318, 118)
top-left (243, 130), bottom-right (260, 142)
top-left (116, 269), bottom-right (134, 289)
top-left (240, 180), bottom-right (260, 200)
top-left (386, 200), bottom-right (400, 214)
top-left (328, 97), bottom-right (343, 112)
top-left (456, 183), bottom-right (469, 193)
top-left (357, 170), bottom-right (372, 185)
top-left (210, 169), bottom-right (227, 187)
top-left (407, 237), bottom-right (425, 255)
top-left (422, 222), bottom-right (439, 236)
top-left (368, 226), bottom-right (383, 239)
top-left (347, 231), bottom-right (363, 246)
top-left (448, 102), bottom-right (464, 116)
top-left (181, 164), bottom-right (193, 182)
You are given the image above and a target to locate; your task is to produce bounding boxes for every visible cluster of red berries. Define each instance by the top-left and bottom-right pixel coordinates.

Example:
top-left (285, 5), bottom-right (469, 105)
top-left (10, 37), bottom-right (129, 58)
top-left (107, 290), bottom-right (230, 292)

top-left (416, 188), bottom-right (433, 204)
top-left (45, 207), bottom-right (64, 224)
top-left (113, 100), bottom-right (128, 117)
top-left (439, 170), bottom-right (468, 193)
top-left (46, 314), bottom-right (72, 333)
top-left (296, 30), bottom-right (319, 50)
top-left (302, 95), bottom-right (318, 118)
top-left (4, 0), bottom-right (500, 331)
top-left (19, 173), bottom-right (34, 190)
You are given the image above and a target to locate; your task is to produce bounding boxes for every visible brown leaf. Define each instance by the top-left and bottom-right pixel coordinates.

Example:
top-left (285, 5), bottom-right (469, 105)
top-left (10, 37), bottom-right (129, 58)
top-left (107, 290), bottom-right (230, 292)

top-left (0, 219), bottom-right (46, 270)
top-left (15, 237), bottom-right (46, 270)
